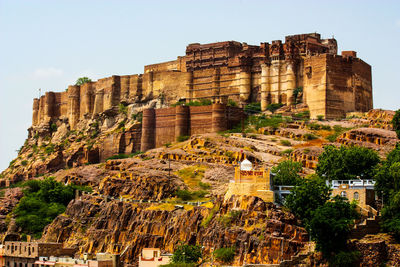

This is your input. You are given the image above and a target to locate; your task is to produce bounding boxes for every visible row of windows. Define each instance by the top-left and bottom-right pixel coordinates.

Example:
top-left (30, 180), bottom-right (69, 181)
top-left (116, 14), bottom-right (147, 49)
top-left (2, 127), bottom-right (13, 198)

top-left (340, 191), bottom-right (359, 200)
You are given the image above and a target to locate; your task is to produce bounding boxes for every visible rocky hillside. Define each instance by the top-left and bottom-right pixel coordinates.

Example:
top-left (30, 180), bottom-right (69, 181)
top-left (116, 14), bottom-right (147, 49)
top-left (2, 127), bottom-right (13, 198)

top-left (0, 106), bottom-right (398, 265)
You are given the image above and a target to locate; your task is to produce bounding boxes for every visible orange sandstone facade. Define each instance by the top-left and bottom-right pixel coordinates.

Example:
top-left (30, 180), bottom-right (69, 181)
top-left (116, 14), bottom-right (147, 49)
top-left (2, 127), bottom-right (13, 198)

top-left (31, 33), bottom-right (372, 128)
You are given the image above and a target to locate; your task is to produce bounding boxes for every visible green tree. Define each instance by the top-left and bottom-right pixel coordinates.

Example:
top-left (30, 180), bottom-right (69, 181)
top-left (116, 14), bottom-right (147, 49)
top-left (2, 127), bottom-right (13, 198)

top-left (393, 109), bottom-right (400, 139)
top-left (316, 145), bottom-right (380, 181)
top-left (307, 196), bottom-right (359, 256)
top-left (75, 77), bottom-right (92, 86)
top-left (271, 160), bottom-right (302, 186)
top-left (13, 177), bottom-right (87, 238)
top-left (284, 176), bottom-right (331, 222)
top-left (292, 86), bottom-right (303, 104)
top-left (374, 144), bottom-right (400, 239)
top-left (171, 244), bottom-right (202, 264)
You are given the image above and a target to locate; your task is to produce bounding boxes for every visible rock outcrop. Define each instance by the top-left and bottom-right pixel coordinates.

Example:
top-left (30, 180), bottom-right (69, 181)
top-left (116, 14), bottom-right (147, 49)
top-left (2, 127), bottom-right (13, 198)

top-left (42, 195), bottom-right (307, 266)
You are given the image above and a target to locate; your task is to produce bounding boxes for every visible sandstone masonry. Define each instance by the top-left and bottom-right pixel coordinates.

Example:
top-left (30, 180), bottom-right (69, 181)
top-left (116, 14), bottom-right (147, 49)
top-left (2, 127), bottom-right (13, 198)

top-left (31, 32), bottom-right (372, 128)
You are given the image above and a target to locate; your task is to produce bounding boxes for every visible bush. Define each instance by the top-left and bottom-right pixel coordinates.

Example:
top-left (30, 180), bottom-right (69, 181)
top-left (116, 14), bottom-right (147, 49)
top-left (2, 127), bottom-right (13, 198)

top-left (44, 143), bottom-right (55, 154)
top-left (227, 99), bottom-right (238, 107)
top-left (293, 111), bottom-right (310, 120)
top-left (21, 160), bottom-right (28, 166)
top-left (317, 115), bottom-right (324, 121)
top-left (198, 181), bottom-right (211, 190)
top-left (50, 123), bottom-right (57, 132)
top-left (280, 140), bottom-right (291, 146)
top-left (244, 102), bottom-right (261, 114)
top-left (118, 103), bottom-right (128, 115)
top-left (218, 210), bottom-right (242, 226)
top-left (329, 251), bottom-right (360, 267)
top-left (177, 135), bottom-right (190, 142)
top-left (213, 247), bottom-right (235, 263)
top-left (303, 133), bottom-right (317, 140)
top-left (266, 103), bottom-right (283, 113)
top-left (132, 112), bottom-right (143, 122)
top-left (175, 190), bottom-right (207, 201)
top-left (281, 149), bottom-right (293, 155)
top-left (271, 160), bottom-right (302, 186)
top-left (106, 152), bottom-right (142, 161)
top-left (247, 114), bottom-right (284, 130)
top-left (171, 244), bottom-right (202, 264)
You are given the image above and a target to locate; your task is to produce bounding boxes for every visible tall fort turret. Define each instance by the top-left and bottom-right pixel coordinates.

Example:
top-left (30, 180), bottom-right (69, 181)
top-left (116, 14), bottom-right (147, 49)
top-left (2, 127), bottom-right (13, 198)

top-left (31, 32), bottom-right (373, 128)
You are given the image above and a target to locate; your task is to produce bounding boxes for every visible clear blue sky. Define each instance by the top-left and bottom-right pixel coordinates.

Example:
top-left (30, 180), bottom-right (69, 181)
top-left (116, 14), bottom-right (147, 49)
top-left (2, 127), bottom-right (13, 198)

top-left (1, 0), bottom-right (399, 172)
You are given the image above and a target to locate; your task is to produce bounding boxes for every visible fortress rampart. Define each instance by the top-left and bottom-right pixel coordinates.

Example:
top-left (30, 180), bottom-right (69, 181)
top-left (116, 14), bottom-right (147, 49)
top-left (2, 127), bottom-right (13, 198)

top-left (140, 103), bottom-right (242, 151)
top-left (32, 33), bottom-right (373, 128)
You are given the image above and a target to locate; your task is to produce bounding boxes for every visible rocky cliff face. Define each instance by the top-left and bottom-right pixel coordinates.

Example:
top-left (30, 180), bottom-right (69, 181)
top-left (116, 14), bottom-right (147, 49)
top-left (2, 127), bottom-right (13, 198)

top-left (42, 195), bottom-right (307, 266)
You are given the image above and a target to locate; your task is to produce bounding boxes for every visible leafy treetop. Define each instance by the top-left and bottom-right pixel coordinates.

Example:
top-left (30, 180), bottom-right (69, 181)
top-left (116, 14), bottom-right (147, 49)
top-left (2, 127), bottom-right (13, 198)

top-left (316, 145), bottom-right (380, 181)
top-left (271, 160), bottom-right (302, 186)
top-left (75, 77), bottom-right (92, 86)
top-left (393, 109), bottom-right (400, 139)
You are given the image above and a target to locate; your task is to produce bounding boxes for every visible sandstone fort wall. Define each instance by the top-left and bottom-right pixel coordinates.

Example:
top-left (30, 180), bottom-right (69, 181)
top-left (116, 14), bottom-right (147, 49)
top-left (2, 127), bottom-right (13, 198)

top-left (31, 33), bottom-right (373, 127)
top-left (140, 104), bottom-right (242, 151)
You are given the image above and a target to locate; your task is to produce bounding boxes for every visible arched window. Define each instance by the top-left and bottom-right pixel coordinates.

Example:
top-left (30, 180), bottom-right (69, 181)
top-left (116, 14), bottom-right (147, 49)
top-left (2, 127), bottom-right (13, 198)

top-left (354, 192), bottom-right (359, 200)
top-left (341, 191), bottom-right (347, 198)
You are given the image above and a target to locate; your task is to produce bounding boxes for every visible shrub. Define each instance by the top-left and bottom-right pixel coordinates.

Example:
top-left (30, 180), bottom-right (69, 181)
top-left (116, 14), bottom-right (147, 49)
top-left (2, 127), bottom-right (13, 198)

top-left (21, 160), bottom-right (28, 166)
top-left (44, 143), bottom-right (55, 154)
top-left (329, 251), bottom-right (360, 267)
top-left (164, 143), bottom-right (172, 148)
top-left (281, 149), bottom-right (293, 155)
top-left (293, 111), bottom-right (310, 120)
top-left (213, 247), bottom-right (235, 263)
top-left (293, 86), bottom-right (303, 104)
top-left (171, 244), bottom-right (202, 264)
top-left (201, 204), bottom-right (219, 227)
top-left (199, 181), bottom-right (211, 190)
top-left (118, 120), bottom-right (126, 129)
top-left (177, 135), bottom-right (190, 142)
top-left (218, 210), bottom-right (242, 226)
top-left (118, 103), bottom-right (128, 115)
top-left (317, 115), bottom-right (324, 121)
top-left (175, 190), bottom-right (207, 201)
top-left (280, 140), bottom-right (291, 146)
top-left (227, 99), bottom-right (238, 107)
top-left (50, 123), bottom-right (57, 132)
top-left (266, 103), bottom-right (283, 113)
top-left (244, 102), bottom-right (261, 114)
top-left (303, 133), bottom-right (317, 140)
top-left (105, 152), bottom-right (142, 161)
top-left (132, 112), bottom-right (143, 122)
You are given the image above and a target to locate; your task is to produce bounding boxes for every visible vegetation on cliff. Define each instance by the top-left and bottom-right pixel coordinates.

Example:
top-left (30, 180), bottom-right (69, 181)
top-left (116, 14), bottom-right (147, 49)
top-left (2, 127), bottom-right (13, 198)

top-left (75, 77), bottom-right (92, 86)
top-left (13, 177), bottom-right (91, 238)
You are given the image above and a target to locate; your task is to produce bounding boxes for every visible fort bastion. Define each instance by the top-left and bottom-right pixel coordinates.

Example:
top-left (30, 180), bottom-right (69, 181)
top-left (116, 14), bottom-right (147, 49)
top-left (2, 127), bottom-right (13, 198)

top-left (32, 32), bottom-right (372, 129)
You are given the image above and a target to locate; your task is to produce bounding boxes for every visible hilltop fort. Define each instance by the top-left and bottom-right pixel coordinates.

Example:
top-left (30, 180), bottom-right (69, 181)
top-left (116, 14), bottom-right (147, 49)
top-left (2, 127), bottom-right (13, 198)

top-left (32, 32), bottom-right (372, 131)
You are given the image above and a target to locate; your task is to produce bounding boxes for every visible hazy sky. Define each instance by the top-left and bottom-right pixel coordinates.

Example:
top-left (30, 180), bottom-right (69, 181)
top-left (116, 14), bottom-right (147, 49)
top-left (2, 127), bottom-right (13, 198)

top-left (1, 0), bottom-right (399, 172)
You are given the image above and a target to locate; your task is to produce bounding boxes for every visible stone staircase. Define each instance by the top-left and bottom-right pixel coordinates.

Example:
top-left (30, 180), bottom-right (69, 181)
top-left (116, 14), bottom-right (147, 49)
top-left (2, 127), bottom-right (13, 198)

top-left (351, 215), bottom-right (381, 239)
